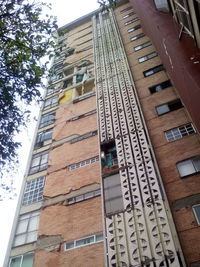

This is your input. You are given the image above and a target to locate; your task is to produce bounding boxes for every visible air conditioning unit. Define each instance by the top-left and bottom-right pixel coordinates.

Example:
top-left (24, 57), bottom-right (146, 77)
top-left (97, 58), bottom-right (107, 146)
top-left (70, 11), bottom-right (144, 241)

top-left (154, 0), bottom-right (170, 12)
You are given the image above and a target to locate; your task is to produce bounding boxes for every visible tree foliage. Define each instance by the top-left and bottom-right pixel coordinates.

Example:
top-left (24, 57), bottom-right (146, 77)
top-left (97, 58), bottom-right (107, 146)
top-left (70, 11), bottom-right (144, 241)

top-left (98, 0), bottom-right (118, 10)
top-left (0, 0), bottom-right (57, 172)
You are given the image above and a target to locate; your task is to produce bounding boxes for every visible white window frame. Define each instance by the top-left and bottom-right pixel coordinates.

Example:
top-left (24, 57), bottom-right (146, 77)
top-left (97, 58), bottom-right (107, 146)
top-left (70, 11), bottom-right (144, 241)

top-left (176, 156), bottom-right (200, 177)
top-left (22, 177), bottom-right (45, 206)
top-left (13, 211), bottom-right (40, 247)
top-left (64, 233), bottom-right (103, 251)
top-left (29, 150), bottom-right (49, 175)
top-left (9, 253), bottom-right (34, 267)
top-left (165, 123), bottom-right (195, 142)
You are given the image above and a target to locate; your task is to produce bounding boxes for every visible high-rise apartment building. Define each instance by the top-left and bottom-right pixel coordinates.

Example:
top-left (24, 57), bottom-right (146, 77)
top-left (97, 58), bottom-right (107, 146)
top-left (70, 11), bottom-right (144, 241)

top-left (4, 0), bottom-right (200, 266)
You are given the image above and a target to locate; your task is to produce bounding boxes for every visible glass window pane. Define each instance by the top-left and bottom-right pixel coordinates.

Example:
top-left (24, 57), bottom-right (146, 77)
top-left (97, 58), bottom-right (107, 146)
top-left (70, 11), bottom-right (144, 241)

top-left (26, 231), bottom-right (37, 243)
top-left (104, 174), bottom-right (124, 215)
top-left (96, 233), bottom-right (103, 242)
top-left (65, 242), bottom-right (74, 250)
top-left (21, 254), bottom-right (33, 267)
top-left (10, 256), bottom-right (21, 267)
top-left (193, 205), bottom-right (200, 224)
top-left (193, 157), bottom-right (200, 172)
top-left (76, 236), bottom-right (94, 247)
top-left (84, 192), bottom-right (94, 199)
top-left (16, 219), bottom-right (28, 234)
top-left (14, 234), bottom-right (26, 246)
top-left (28, 216), bottom-right (39, 231)
top-left (156, 104), bottom-right (170, 115)
top-left (177, 159), bottom-right (196, 177)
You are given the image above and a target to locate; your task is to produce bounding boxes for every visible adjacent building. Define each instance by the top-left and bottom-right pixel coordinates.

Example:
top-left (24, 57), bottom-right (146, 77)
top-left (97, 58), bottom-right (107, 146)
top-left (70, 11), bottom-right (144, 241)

top-left (4, 0), bottom-right (200, 266)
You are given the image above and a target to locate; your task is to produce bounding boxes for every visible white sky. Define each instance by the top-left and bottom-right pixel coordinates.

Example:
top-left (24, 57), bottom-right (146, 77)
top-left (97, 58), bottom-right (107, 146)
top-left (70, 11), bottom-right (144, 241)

top-left (0, 1), bottom-right (99, 266)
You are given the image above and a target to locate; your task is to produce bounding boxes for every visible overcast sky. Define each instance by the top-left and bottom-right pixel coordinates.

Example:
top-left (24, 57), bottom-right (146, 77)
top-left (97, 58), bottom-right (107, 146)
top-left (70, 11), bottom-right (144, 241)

top-left (0, 1), bottom-right (99, 266)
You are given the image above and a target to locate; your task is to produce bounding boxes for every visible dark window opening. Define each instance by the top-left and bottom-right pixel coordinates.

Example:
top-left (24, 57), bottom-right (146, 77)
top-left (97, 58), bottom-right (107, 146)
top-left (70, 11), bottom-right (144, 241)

top-left (143, 64), bottom-right (164, 77)
top-left (128, 25), bottom-right (141, 33)
top-left (131, 32), bottom-right (145, 41)
top-left (101, 140), bottom-right (118, 176)
top-left (120, 6), bottom-right (132, 13)
top-left (149, 80), bottom-right (171, 94)
top-left (156, 99), bottom-right (183, 115)
top-left (63, 78), bottom-right (73, 89)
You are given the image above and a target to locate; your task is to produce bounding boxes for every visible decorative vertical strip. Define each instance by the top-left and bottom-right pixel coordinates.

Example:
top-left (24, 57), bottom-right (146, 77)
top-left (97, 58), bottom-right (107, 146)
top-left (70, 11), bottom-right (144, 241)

top-left (93, 9), bottom-right (184, 267)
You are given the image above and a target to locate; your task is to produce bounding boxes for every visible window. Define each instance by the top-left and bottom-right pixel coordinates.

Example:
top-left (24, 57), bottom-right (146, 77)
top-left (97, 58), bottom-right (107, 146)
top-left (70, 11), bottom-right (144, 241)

top-left (149, 80), bottom-right (171, 94)
top-left (138, 51), bottom-right (158, 63)
top-left (134, 41), bottom-right (152, 51)
top-left (76, 45), bottom-right (93, 54)
top-left (131, 32), bottom-right (145, 41)
top-left (43, 96), bottom-right (58, 110)
top-left (120, 6), bottom-right (132, 13)
top-left (67, 156), bottom-right (99, 171)
top-left (101, 141), bottom-right (118, 169)
top-left (34, 129), bottom-right (53, 149)
top-left (125, 17), bottom-right (139, 26)
top-left (70, 130), bottom-right (98, 144)
top-left (29, 150), bottom-right (49, 175)
top-left (127, 25), bottom-right (141, 33)
top-left (122, 12), bottom-right (135, 19)
top-left (68, 189), bottom-right (101, 205)
top-left (165, 123), bottom-right (195, 142)
top-left (73, 91), bottom-right (96, 103)
top-left (9, 254), bottom-right (34, 267)
top-left (22, 177), bottom-right (45, 206)
top-left (13, 211), bottom-right (39, 247)
top-left (177, 156), bottom-right (200, 177)
top-left (65, 233), bottom-right (103, 251)
top-left (103, 174), bottom-right (124, 215)
top-left (66, 109), bottom-right (96, 123)
top-left (63, 67), bottom-right (74, 77)
top-left (193, 204), bottom-right (200, 225)
top-left (39, 112), bottom-right (55, 128)
top-left (156, 99), bottom-right (183, 115)
top-left (63, 78), bottom-right (73, 89)
top-left (143, 64), bottom-right (164, 77)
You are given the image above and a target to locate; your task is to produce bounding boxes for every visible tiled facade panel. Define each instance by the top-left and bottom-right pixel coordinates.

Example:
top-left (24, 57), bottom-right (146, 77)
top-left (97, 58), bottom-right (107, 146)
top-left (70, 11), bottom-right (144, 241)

top-left (93, 6), bottom-right (184, 266)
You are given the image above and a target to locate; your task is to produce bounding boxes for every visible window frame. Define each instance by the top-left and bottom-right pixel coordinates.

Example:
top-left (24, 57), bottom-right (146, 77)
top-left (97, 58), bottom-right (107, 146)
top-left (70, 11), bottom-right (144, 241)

top-left (165, 123), bottom-right (196, 142)
top-left (138, 51), bottom-right (158, 63)
top-left (192, 204), bottom-right (200, 225)
top-left (176, 156), bottom-right (200, 177)
top-left (130, 32), bottom-right (145, 41)
top-left (9, 253), bottom-right (34, 267)
top-left (35, 129), bottom-right (53, 149)
top-left (22, 177), bottom-right (45, 206)
top-left (13, 211), bottom-right (40, 247)
top-left (122, 12), bottom-right (135, 19)
top-left (134, 41), bottom-right (152, 51)
top-left (39, 112), bottom-right (55, 129)
top-left (156, 99), bottom-right (183, 116)
top-left (149, 80), bottom-right (172, 94)
top-left (64, 233), bottom-right (103, 251)
top-left (127, 24), bottom-right (141, 33)
top-left (29, 150), bottom-right (49, 175)
top-left (143, 64), bottom-right (164, 77)
top-left (125, 17), bottom-right (139, 26)
top-left (43, 95), bottom-right (58, 110)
